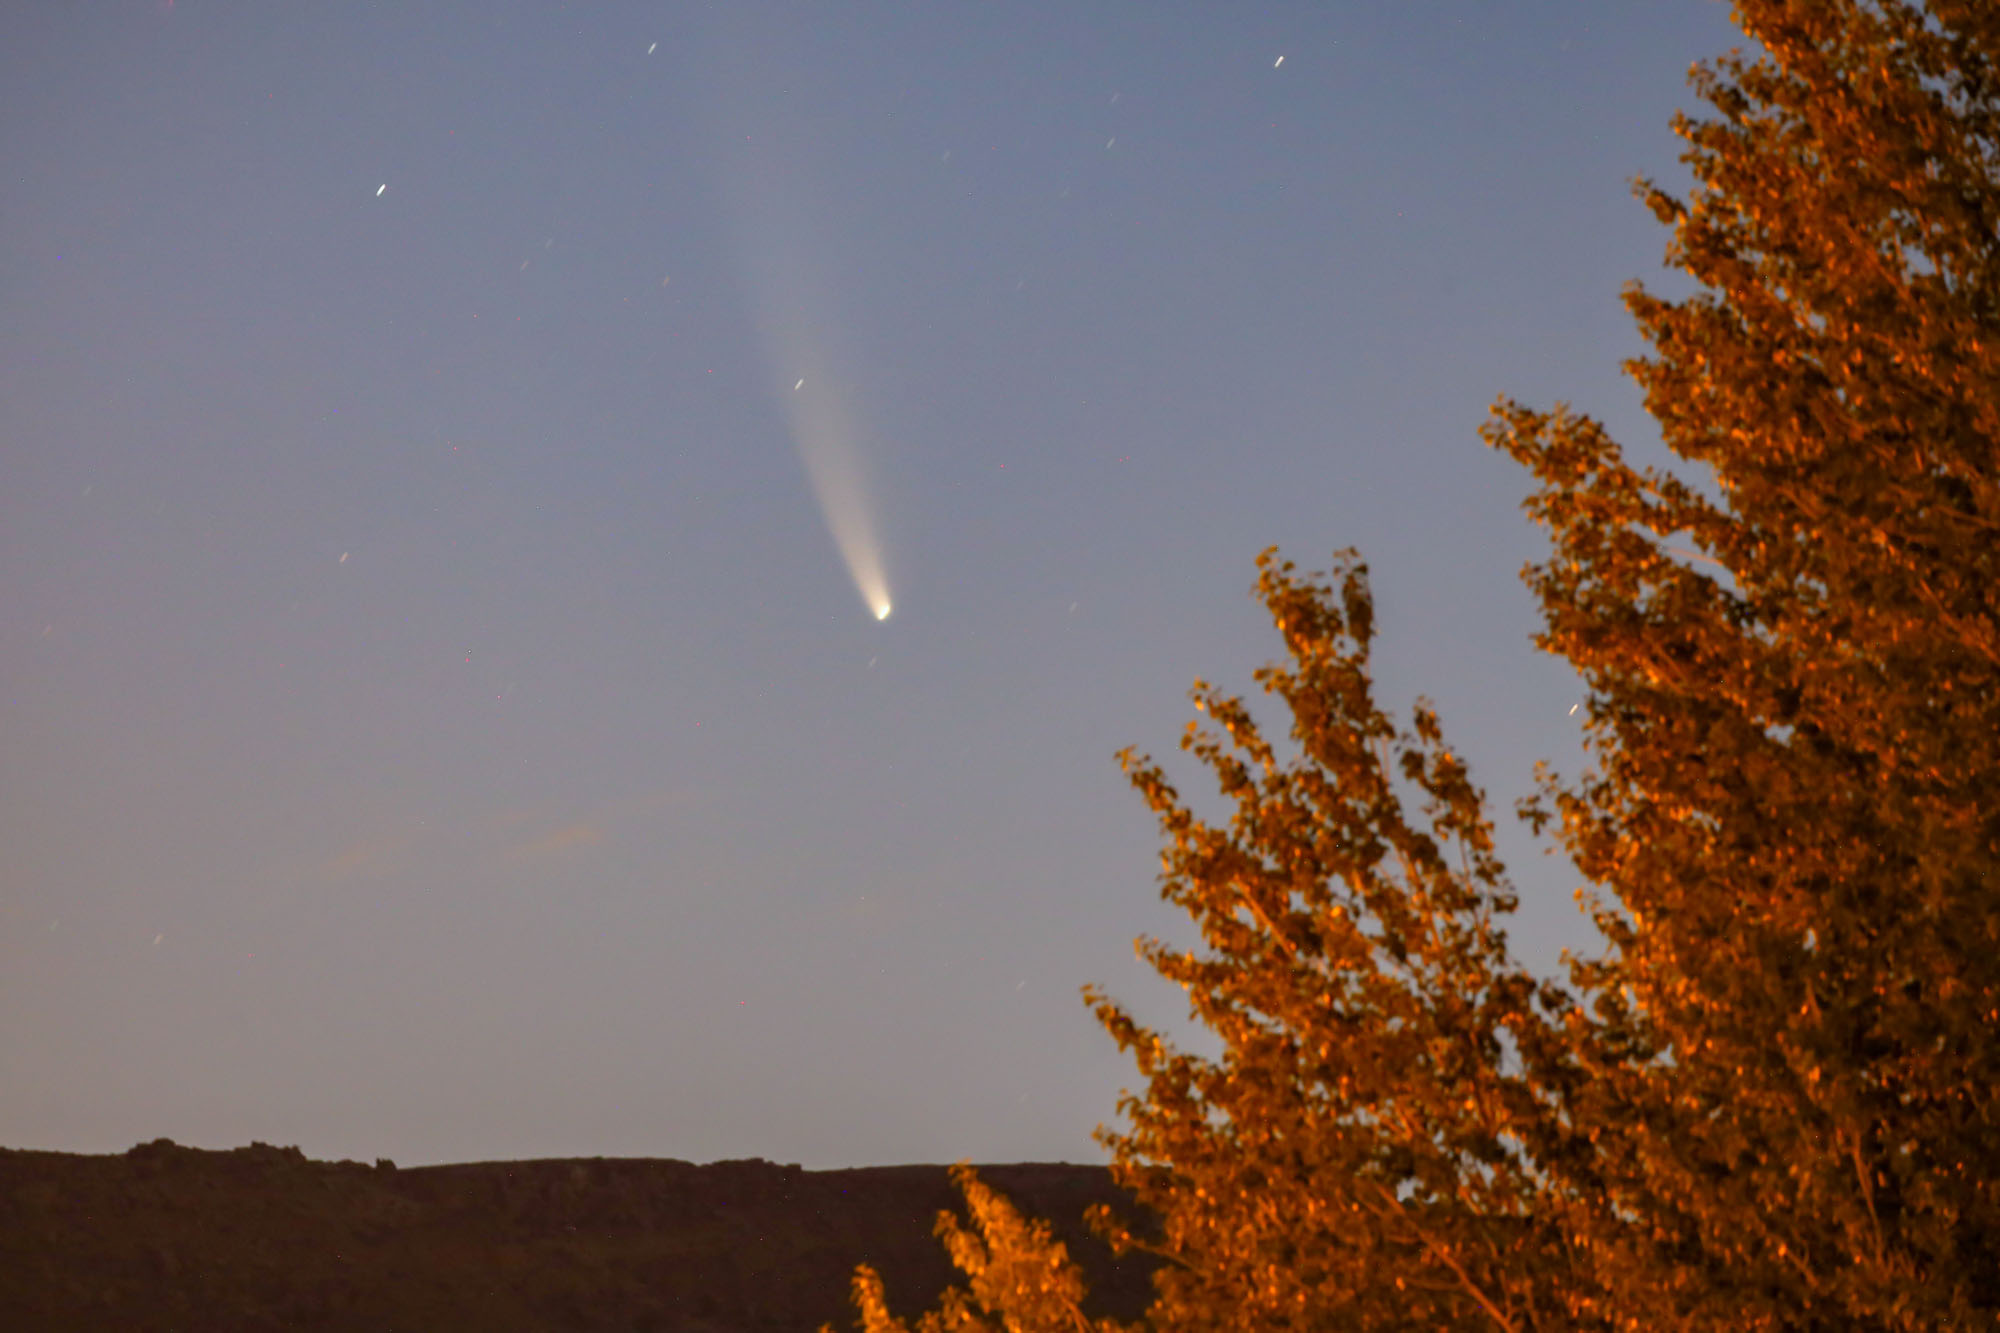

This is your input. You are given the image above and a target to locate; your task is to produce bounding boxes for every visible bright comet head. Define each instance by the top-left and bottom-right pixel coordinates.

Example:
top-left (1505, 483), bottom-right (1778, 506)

top-left (873, 600), bottom-right (892, 621)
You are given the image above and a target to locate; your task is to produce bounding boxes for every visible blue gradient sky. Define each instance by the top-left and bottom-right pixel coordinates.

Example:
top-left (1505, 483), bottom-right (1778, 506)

top-left (3, 2), bottom-right (1741, 1167)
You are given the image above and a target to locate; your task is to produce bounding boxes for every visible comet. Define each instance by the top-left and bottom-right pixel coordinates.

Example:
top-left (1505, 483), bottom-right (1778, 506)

top-left (769, 362), bottom-right (893, 622)
top-left (715, 75), bottom-right (895, 625)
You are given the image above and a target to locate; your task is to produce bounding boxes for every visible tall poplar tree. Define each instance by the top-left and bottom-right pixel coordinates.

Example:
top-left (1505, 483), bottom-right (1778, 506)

top-left (1487, 0), bottom-right (2000, 1324)
top-left (831, 2), bottom-right (2000, 1328)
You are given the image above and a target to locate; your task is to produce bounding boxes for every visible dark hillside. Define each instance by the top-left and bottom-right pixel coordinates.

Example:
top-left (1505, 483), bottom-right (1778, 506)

top-left (0, 1140), bottom-right (1161, 1332)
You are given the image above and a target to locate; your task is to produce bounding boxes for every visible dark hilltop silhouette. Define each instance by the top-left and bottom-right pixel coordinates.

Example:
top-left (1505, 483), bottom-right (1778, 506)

top-left (0, 1139), bottom-right (1161, 1332)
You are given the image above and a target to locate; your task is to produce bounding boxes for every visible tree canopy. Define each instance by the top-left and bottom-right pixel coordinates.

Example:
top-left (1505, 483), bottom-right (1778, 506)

top-left (831, 2), bottom-right (2000, 1328)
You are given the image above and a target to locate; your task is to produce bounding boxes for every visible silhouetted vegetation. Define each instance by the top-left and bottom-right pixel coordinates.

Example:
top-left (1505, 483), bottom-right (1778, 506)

top-left (837, 3), bottom-right (2000, 1328)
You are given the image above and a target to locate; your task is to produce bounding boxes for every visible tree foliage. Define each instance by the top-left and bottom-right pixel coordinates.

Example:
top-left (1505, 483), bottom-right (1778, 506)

top-left (831, 2), bottom-right (2000, 1328)
top-left (1484, 0), bottom-right (2000, 1322)
top-left (818, 1162), bottom-right (1135, 1333)
top-left (1078, 552), bottom-right (1594, 1332)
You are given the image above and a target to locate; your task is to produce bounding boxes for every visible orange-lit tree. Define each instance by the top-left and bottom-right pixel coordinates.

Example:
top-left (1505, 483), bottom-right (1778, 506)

top-left (819, 1161), bottom-right (1139, 1333)
top-left (1485, 0), bottom-right (2000, 1323)
top-left (831, 2), bottom-right (2000, 1328)
top-left (1082, 550), bottom-right (1597, 1331)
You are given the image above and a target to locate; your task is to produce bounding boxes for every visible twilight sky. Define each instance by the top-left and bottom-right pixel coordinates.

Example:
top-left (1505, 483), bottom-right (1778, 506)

top-left (3, 2), bottom-right (1743, 1169)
